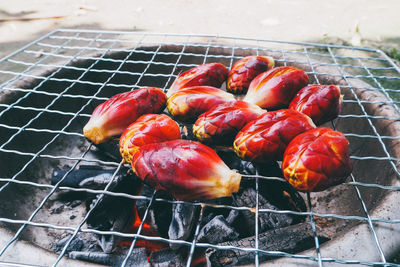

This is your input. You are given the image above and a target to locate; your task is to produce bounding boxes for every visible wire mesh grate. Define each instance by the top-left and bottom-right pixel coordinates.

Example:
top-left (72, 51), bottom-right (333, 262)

top-left (0, 29), bottom-right (399, 267)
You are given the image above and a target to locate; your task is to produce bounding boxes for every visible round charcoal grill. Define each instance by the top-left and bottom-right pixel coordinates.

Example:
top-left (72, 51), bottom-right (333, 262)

top-left (0, 30), bottom-right (399, 267)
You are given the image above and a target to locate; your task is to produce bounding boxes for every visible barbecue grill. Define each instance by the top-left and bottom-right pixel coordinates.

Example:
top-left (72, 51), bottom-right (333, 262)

top-left (0, 29), bottom-right (399, 267)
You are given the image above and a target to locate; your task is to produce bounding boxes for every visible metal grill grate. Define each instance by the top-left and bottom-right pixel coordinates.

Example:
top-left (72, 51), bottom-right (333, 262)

top-left (0, 29), bottom-right (400, 267)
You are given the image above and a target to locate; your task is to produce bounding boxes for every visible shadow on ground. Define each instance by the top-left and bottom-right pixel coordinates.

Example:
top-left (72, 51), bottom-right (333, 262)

top-left (0, 8), bottom-right (37, 18)
top-left (0, 22), bottom-right (145, 60)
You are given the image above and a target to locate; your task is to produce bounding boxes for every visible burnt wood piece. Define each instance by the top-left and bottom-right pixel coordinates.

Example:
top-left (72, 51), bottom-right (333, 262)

top-left (251, 164), bottom-right (307, 213)
top-left (201, 197), bottom-right (234, 228)
top-left (53, 235), bottom-right (83, 253)
top-left (149, 247), bottom-right (186, 267)
top-left (69, 248), bottom-right (150, 267)
top-left (93, 138), bottom-right (122, 162)
top-left (96, 212), bottom-right (134, 253)
top-left (168, 203), bottom-right (200, 250)
top-left (233, 172), bottom-right (307, 236)
top-left (136, 183), bottom-right (154, 216)
top-left (197, 215), bottom-right (239, 244)
top-left (216, 150), bottom-right (284, 178)
top-left (205, 222), bottom-right (329, 266)
top-left (136, 185), bottom-right (173, 238)
top-left (233, 186), bottom-right (295, 236)
top-left (225, 209), bottom-right (240, 225)
top-left (51, 165), bottom-right (116, 188)
top-left (216, 150), bottom-right (257, 175)
top-left (67, 200), bottom-right (82, 208)
top-left (85, 172), bottom-right (142, 253)
top-left (52, 232), bottom-right (101, 255)
top-left (86, 172), bottom-right (141, 229)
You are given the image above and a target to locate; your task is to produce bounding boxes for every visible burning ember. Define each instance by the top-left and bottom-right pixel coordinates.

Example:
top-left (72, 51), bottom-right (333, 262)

top-left (118, 200), bottom-right (167, 252)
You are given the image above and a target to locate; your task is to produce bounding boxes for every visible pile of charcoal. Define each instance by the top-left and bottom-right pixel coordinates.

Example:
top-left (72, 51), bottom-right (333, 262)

top-left (51, 147), bottom-right (328, 266)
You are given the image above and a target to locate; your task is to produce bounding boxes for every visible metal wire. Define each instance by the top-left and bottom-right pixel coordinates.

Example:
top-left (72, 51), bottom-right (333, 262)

top-left (0, 32), bottom-right (119, 256)
top-left (54, 33), bottom-right (151, 266)
top-left (303, 47), bottom-right (324, 266)
top-left (120, 190), bottom-right (157, 267)
top-left (184, 36), bottom-right (214, 267)
top-left (0, 29), bottom-right (399, 267)
top-left (255, 174), bottom-right (260, 266)
top-left (327, 47), bottom-right (388, 263)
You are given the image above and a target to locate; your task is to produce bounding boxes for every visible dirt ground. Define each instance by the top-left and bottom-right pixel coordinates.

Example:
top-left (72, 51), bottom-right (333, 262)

top-left (0, 0), bottom-right (399, 59)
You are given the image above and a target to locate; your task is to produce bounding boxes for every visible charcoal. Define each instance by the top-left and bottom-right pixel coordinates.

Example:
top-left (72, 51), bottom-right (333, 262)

top-left (99, 221), bottom-right (133, 252)
top-left (86, 171), bottom-right (141, 229)
top-left (201, 212), bottom-right (216, 228)
top-left (216, 150), bottom-right (283, 177)
top-left (78, 174), bottom-right (116, 189)
top-left (233, 186), bottom-right (294, 236)
top-left (93, 138), bottom-right (122, 162)
top-left (149, 247), bottom-right (186, 267)
top-left (201, 197), bottom-right (234, 227)
top-left (85, 172), bottom-right (142, 253)
top-left (225, 209), bottom-right (240, 225)
top-left (235, 160), bottom-right (307, 213)
top-left (50, 204), bottom-right (64, 214)
top-left (136, 184), bottom-right (173, 238)
top-left (253, 171), bottom-right (307, 213)
top-left (217, 150), bottom-right (256, 175)
top-left (53, 233), bottom-right (101, 255)
top-left (136, 183), bottom-right (154, 215)
top-left (96, 210), bottom-right (135, 253)
top-left (168, 203), bottom-right (200, 250)
top-left (205, 197), bottom-right (234, 206)
top-left (69, 247), bottom-right (150, 267)
top-left (53, 235), bottom-right (83, 253)
top-left (68, 200), bottom-right (82, 208)
top-left (86, 171), bottom-right (142, 226)
top-left (233, 174), bottom-right (307, 237)
top-left (197, 215), bottom-right (239, 244)
top-left (205, 222), bottom-right (329, 266)
top-left (51, 165), bottom-right (116, 188)
top-left (253, 161), bottom-right (284, 179)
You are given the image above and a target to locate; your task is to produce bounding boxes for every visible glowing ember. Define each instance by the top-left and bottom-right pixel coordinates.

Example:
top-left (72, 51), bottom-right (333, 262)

top-left (119, 203), bottom-right (167, 253)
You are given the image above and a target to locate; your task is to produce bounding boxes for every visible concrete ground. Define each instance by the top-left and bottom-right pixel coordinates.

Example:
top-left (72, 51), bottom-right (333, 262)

top-left (0, 0), bottom-right (399, 59)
